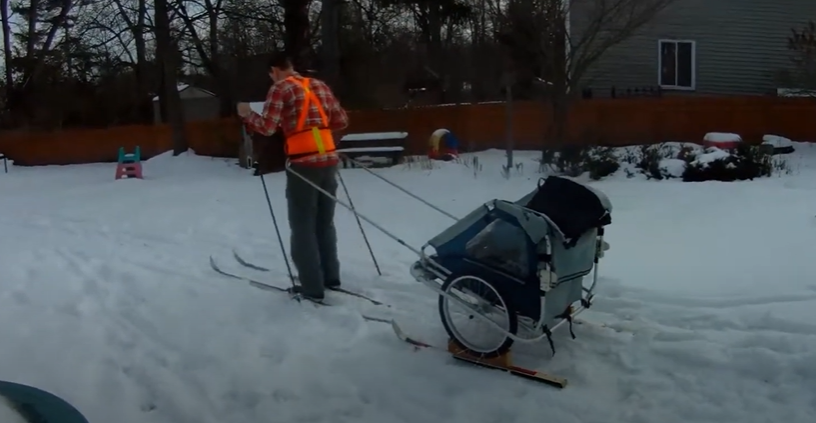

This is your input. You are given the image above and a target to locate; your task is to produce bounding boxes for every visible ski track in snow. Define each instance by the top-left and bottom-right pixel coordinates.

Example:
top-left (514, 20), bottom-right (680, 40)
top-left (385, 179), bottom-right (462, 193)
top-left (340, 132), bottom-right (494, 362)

top-left (1, 147), bottom-right (816, 422)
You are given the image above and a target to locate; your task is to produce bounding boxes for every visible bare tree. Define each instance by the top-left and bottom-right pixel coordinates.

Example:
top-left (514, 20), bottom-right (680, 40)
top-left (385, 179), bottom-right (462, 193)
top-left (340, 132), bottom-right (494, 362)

top-left (113, 0), bottom-right (150, 107)
top-left (379, 0), bottom-right (473, 102)
top-left (174, 0), bottom-right (237, 116)
top-left (280, 0), bottom-right (311, 68)
top-left (321, 0), bottom-right (340, 88)
top-left (495, 0), bottom-right (674, 164)
top-left (783, 21), bottom-right (816, 95)
top-left (155, 0), bottom-right (188, 154)
top-left (0, 0), bottom-right (611, 129)
top-left (82, 0), bottom-right (153, 119)
top-left (1, 0), bottom-right (12, 90)
top-left (220, 0), bottom-right (284, 57)
top-left (3, 0), bottom-right (80, 124)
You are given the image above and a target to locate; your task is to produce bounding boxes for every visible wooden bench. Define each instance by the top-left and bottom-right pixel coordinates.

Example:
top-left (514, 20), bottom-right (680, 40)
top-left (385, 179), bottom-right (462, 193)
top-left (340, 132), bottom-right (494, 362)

top-left (337, 132), bottom-right (407, 168)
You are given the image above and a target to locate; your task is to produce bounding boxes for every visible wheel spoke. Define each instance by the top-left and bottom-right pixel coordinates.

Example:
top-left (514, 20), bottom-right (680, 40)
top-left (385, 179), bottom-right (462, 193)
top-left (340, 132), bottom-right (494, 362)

top-left (439, 275), bottom-right (517, 357)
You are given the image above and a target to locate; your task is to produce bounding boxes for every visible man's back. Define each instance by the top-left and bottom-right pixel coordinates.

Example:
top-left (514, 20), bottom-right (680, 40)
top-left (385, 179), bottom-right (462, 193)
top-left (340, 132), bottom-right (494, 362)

top-left (245, 74), bottom-right (348, 138)
top-left (285, 77), bottom-right (345, 131)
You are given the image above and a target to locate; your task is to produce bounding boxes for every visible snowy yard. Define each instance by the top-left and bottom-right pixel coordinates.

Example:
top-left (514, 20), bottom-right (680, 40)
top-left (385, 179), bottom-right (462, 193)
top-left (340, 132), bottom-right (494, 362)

top-left (1, 144), bottom-right (816, 423)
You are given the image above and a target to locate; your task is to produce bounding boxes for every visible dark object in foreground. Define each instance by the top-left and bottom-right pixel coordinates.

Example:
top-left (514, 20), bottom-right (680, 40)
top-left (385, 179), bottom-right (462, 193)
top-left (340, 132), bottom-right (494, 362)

top-left (0, 380), bottom-right (89, 423)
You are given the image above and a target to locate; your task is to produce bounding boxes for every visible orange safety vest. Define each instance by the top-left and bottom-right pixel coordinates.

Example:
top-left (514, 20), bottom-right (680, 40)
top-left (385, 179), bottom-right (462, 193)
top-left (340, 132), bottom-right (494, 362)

top-left (284, 77), bottom-right (336, 157)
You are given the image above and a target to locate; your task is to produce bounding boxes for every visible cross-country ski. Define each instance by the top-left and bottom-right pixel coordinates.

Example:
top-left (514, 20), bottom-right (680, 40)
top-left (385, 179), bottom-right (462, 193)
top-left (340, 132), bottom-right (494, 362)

top-left (232, 249), bottom-right (271, 272)
top-left (209, 255), bottom-right (387, 306)
top-left (228, 249), bottom-right (388, 306)
top-left (209, 255), bottom-right (289, 292)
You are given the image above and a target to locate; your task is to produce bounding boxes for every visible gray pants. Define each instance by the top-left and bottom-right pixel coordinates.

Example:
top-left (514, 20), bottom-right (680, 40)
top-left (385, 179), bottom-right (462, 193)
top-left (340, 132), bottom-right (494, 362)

top-left (286, 163), bottom-right (340, 297)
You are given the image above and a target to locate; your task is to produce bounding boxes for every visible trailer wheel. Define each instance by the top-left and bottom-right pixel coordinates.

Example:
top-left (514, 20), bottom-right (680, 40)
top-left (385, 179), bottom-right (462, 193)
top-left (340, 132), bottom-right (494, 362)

top-left (438, 274), bottom-right (517, 358)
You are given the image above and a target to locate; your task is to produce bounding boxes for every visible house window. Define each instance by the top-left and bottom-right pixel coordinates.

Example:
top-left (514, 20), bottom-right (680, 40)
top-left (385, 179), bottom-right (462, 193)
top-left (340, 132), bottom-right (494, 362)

top-left (658, 40), bottom-right (695, 90)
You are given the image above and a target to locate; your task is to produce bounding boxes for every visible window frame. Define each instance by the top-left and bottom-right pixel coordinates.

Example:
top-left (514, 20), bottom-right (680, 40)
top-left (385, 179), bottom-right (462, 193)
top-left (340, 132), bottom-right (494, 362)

top-left (657, 39), bottom-right (696, 91)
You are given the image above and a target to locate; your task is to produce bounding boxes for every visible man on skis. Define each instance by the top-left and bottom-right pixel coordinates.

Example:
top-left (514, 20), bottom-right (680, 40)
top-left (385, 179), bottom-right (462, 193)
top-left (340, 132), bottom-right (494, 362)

top-left (236, 51), bottom-right (349, 303)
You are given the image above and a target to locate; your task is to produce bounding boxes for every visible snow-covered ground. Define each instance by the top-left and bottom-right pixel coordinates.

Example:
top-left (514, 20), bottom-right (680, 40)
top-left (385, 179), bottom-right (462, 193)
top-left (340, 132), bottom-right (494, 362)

top-left (1, 144), bottom-right (816, 423)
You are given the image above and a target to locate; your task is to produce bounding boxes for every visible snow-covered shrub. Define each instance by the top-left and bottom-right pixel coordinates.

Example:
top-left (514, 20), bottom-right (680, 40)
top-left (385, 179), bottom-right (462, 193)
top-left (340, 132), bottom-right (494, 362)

top-left (636, 144), bottom-right (667, 179)
top-left (682, 144), bottom-right (775, 182)
top-left (586, 147), bottom-right (620, 180)
top-left (539, 146), bottom-right (581, 176)
top-left (659, 158), bottom-right (687, 178)
top-left (676, 144), bottom-right (698, 162)
top-left (530, 138), bottom-right (792, 182)
top-left (625, 143), bottom-right (701, 180)
top-left (539, 146), bottom-right (619, 180)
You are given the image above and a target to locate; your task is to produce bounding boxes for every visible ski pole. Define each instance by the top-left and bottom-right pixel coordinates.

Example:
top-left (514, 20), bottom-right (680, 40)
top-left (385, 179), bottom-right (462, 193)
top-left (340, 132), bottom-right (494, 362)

top-left (256, 161), bottom-right (297, 289)
top-left (337, 169), bottom-right (381, 276)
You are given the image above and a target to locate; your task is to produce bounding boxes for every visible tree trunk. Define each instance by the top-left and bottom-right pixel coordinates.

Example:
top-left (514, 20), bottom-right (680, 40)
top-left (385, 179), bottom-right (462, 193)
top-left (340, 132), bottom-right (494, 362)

top-left (174, 0), bottom-right (232, 116)
top-left (155, 0), bottom-right (188, 155)
top-left (0, 0), bottom-right (12, 126)
top-left (206, 2), bottom-right (233, 117)
top-left (321, 0), bottom-right (340, 90)
top-left (545, 93), bottom-right (571, 164)
top-left (134, 0), bottom-right (148, 120)
top-left (281, 0), bottom-right (311, 69)
top-left (0, 0), bottom-right (12, 90)
top-left (504, 80), bottom-right (514, 172)
top-left (157, 69), bottom-right (168, 123)
top-left (427, 1), bottom-right (444, 102)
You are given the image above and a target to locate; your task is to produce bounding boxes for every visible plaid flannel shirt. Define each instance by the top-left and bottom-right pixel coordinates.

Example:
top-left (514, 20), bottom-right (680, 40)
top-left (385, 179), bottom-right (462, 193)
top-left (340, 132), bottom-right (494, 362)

top-left (245, 74), bottom-right (349, 167)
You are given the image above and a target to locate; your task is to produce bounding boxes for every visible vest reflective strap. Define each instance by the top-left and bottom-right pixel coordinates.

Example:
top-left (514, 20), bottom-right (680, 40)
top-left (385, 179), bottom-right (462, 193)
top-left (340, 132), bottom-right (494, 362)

top-left (311, 127), bottom-right (325, 154)
top-left (289, 77), bottom-right (331, 155)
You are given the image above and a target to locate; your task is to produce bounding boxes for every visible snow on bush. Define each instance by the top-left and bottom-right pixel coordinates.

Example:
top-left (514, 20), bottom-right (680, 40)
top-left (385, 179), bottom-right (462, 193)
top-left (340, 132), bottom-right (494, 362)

top-left (692, 148), bottom-right (732, 166)
top-left (539, 146), bottom-right (619, 180)
top-left (539, 140), bottom-right (790, 182)
top-left (618, 142), bottom-right (704, 180)
top-left (659, 158), bottom-right (686, 178)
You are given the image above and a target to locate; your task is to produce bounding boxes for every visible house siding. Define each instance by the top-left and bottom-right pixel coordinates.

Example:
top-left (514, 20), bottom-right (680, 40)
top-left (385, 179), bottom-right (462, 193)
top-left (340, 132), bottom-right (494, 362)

top-left (572, 0), bottom-right (816, 96)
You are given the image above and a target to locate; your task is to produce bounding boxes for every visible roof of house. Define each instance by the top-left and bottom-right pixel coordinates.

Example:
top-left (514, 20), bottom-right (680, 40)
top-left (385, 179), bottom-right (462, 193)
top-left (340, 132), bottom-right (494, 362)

top-left (151, 84), bottom-right (216, 101)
